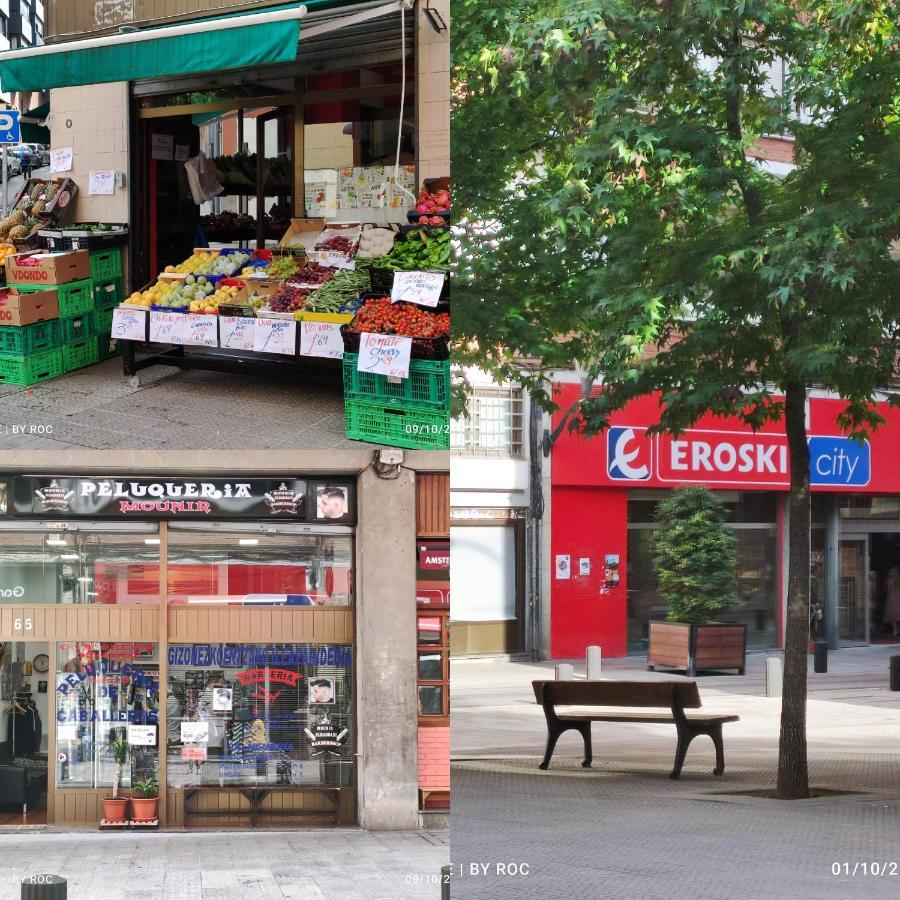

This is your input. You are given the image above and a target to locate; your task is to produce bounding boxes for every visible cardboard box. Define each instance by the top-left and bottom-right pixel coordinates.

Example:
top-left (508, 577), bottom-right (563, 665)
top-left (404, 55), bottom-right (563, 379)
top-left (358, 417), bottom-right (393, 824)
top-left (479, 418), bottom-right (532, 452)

top-left (0, 287), bottom-right (59, 326)
top-left (7, 250), bottom-right (91, 286)
top-left (277, 218), bottom-right (325, 254)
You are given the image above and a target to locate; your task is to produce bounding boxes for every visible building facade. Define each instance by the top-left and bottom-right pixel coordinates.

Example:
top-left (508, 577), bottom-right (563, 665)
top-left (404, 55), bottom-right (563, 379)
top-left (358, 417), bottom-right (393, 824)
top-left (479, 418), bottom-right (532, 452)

top-left (0, 449), bottom-right (449, 829)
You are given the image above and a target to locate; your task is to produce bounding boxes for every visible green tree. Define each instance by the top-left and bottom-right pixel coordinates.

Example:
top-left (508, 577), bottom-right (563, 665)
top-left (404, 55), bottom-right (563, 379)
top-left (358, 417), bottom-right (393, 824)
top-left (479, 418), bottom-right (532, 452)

top-left (454, 0), bottom-right (900, 799)
top-left (652, 487), bottom-right (738, 624)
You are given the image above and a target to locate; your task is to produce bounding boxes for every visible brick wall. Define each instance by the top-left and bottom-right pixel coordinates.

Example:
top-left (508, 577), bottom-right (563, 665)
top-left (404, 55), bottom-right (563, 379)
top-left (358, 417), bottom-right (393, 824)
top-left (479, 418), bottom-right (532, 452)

top-left (418, 725), bottom-right (450, 795)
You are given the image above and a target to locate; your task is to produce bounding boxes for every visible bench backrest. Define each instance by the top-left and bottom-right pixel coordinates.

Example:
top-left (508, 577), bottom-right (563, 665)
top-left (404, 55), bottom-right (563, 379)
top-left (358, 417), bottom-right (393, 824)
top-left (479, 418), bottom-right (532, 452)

top-left (532, 679), bottom-right (702, 709)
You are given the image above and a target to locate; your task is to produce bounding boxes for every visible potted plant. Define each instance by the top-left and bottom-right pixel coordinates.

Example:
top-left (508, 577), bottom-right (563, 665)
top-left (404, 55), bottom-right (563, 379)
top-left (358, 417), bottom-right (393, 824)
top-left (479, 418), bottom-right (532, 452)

top-left (101, 730), bottom-right (131, 822)
top-left (130, 776), bottom-right (159, 823)
top-left (647, 486), bottom-right (746, 676)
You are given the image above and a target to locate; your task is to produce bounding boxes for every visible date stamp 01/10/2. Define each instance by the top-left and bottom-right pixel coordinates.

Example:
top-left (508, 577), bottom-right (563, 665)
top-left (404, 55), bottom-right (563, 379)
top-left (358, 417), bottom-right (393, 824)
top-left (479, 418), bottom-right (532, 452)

top-left (405, 863), bottom-right (532, 887)
top-left (832, 862), bottom-right (899, 878)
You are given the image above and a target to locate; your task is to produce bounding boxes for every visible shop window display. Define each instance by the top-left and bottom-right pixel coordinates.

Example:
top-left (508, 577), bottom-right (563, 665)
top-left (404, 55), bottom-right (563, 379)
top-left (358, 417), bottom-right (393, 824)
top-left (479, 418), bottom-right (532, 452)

top-left (55, 643), bottom-right (160, 790)
top-left (0, 532), bottom-right (160, 605)
top-left (166, 644), bottom-right (353, 789)
top-left (166, 532), bottom-right (353, 606)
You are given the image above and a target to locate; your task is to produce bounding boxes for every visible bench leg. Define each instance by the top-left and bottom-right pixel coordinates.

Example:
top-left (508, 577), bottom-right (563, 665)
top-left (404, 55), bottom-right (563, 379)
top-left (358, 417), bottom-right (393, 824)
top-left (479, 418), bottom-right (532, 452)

top-left (539, 724), bottom-right (563, 770)
top-left (710, 724), bottom-right (725, 776)
top-left (577, 722), bottom-right (592, 768)
top-left (670, 729), bottom-right (696, 779)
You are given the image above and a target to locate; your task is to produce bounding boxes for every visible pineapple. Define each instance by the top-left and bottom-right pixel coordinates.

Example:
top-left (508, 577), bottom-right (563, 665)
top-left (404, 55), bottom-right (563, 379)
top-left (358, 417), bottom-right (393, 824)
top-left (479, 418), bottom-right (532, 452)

top-left (10, 208), bottom-right (25, 225)
top-left (30, 182), bottom-right (45, 201)
top-left (31, 200), bottom-right (46, 216)
top-left (9, 225), bottom-right (29, 240)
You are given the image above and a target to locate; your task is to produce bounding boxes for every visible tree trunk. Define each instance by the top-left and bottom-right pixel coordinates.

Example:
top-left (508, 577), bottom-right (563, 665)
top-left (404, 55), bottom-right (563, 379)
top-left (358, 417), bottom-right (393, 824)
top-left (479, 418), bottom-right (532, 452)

top-left (777, 381), bottom-right (811, 799)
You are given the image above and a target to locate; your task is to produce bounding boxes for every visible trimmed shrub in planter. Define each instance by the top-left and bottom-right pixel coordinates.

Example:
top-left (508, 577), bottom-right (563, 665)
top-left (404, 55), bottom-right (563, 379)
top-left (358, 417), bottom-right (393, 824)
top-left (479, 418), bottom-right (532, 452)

top-left (648, 486), bottom-right (746, 675)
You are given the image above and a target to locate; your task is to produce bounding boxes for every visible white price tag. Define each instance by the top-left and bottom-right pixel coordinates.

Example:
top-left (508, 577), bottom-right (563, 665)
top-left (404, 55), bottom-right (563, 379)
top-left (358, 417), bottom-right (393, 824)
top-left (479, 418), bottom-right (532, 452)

top-left (313, 250), bottom-right (356, 270)
top-left (111, 307), bottom-right (147, 342)
top-left (299, 321), bottom-right (344, 359)
top-left (391, 271), bottom-right (445, 307)
top-left (219, 316), bottom-right (257, 351)
top-left (358, 332), bottom-right (412, 379)
top-left (253, 317), bottom-right (297, 355)
top-left (182, 313), bottom-right (218, 347)
top-left (149, 310), bottom-right (186, 345)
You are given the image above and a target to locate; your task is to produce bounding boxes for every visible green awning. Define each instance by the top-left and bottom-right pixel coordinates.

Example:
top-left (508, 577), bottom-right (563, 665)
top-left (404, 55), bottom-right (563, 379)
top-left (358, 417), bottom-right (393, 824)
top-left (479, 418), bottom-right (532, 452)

top-left (20, 101), bottom-right (50, 144)
top-left (0, 5), bottom-right (304, 93)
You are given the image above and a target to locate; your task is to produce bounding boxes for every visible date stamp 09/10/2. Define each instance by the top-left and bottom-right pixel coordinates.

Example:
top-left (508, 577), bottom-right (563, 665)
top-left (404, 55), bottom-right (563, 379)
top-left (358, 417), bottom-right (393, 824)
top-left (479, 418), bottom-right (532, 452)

top-left (832, 862), bottom-right (899, 877)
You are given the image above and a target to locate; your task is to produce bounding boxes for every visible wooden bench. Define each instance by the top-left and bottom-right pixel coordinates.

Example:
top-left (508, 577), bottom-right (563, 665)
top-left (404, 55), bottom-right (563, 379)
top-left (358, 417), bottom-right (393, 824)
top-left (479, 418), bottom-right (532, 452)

top-left (532, 680), bottom-right (739, 778)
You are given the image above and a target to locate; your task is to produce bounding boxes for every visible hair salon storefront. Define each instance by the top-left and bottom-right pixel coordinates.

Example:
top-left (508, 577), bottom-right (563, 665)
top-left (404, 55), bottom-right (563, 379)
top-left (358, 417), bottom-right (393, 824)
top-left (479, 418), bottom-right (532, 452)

top-left (549, 385), bottom-right (900, 659)
top-left (0, 470), bottom-right (419, 829)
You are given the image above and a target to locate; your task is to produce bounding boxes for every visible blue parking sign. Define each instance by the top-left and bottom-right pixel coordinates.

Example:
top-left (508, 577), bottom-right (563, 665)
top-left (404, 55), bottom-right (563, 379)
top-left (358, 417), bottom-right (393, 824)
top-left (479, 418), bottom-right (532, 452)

top-left (0, 110), bottom-right (21, 145)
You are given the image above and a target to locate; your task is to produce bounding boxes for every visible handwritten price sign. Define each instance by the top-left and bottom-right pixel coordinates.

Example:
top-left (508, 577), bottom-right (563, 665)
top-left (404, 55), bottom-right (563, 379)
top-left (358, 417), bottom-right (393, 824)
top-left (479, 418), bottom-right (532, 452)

top-left (182, 314), bottom-right (218, 347)
top-left (358, 332), bottom-right (412, 379)
top-left (219, 316), bottom-right (256, 351)
top-left (149, 311), bottom-right (186, 345)
top-left (111, 307), bottom-right (147, 342)
top-left (254, 317), bottom-right (297, 355)
top-left (391, 271), bottom-right (445, 307)
top-left (300, 321), bottom-right (344, 359)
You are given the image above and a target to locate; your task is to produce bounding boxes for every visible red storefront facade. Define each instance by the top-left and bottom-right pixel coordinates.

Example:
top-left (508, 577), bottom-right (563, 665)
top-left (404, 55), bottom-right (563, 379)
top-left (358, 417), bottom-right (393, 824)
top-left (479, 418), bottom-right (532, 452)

top-left (550, 384), bottom-right (900, 659)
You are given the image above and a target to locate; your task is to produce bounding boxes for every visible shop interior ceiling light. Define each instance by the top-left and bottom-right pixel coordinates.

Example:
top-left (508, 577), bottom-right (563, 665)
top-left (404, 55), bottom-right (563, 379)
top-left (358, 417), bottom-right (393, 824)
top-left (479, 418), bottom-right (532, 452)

top-left (46, 537), bottom-right (67, 546)
top-left (59, 554), bottom-right (79, 561)
top-left (239, 539), bottom-right (259, 545)
top-left (144, 538), bottom-right (161, 545)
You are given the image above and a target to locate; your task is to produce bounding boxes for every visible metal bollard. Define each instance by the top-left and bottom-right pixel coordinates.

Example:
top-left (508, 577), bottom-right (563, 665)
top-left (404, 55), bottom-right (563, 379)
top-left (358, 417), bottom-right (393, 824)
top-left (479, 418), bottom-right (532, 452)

top-left (21, 875), bottom-right (66, 900)
top-left (813, 641), bottom-right (828, 674)
top-left (765, 656), bottom-right (783, 698)
top-left (442, 864), bottom-right (450, 900)
top-left (890, 656), bottom-right (900, 692)
top-left (555, 664), bottom-right (574, 680)
top-left (586, 646), bottom-right (602, 679)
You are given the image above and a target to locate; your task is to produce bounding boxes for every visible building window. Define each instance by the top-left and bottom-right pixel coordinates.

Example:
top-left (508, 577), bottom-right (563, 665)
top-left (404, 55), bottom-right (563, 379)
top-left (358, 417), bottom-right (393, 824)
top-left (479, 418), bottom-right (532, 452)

top-left (451, 387), bottom-right (524, 457)
top-left (0, 531), bottom-right (161, 605)
top-left (417, 611), bottom-right (449, 723)
top-left (165, 529), bottom-right (353, 606)
top-left (166, 643), bottom-right (353, 789)
top-left (56, 643), bottom-right (160, 790)
top-left (0, 14), bottom-right (8, 38)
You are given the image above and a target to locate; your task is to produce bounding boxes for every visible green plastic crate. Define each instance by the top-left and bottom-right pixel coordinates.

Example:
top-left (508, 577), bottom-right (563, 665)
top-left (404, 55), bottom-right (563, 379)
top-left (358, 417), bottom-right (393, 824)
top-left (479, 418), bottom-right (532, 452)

top-left (0, 348), bottom-right (63, 385)
top-left (97, 332), bottom-right (121, 360)
top-left (60, 312), bottom-right (96, 344)
top-left (344, 397), bottom-right (449, 450)
top-left (62, 337), bottom-right (100, 372)
top-left (89, 249), bottom-right (123, 282)
top-left (342, 354), bottom-right (449, 411)
top-left (18, 279), bottom-right (94, 318)
top-left (93, 276), bottom-right (125, 309)
top-left (0, 320), bottom-right (60, 356)
top-left (94, 306), bottom-right (114, 335)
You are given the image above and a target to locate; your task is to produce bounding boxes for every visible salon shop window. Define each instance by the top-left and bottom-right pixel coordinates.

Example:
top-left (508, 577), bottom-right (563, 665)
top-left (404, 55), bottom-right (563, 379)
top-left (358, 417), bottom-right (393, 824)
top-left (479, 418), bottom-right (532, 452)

top-left (0, 528), bottom-right (161, 604)
top-left (165, 526), bottom-right (353, 607)
top-left (166, 644), bottom-right (353, 789)
top-left (55, 643), bottom-right (160, 789)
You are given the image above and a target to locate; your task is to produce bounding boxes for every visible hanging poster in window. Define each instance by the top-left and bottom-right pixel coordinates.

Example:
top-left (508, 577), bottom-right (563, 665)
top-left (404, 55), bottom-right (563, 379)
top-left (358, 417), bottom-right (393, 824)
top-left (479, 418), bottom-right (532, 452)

top-left (181, 721), bottom-right (209, 744)
top-left (308, 676), bottom-right (335, 705)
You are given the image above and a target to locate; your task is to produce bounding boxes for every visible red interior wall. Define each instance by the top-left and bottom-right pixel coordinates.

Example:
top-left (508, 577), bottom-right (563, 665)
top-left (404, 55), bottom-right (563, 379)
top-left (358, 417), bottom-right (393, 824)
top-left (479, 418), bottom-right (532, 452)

top-left (551, 487), bottom-right (628, 659)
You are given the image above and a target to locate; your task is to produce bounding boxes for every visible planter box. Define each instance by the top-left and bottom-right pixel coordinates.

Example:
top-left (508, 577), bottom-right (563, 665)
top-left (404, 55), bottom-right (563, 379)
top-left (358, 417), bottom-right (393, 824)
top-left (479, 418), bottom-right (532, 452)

top-left (647, 620), bottom-right (747, 676)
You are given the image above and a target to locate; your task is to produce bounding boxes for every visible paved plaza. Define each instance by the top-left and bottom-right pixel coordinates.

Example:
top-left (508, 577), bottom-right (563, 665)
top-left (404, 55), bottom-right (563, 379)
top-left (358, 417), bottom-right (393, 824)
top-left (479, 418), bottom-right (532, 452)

top-left (451, 646), bottom-right (900, 899)
top-left (0, 828), bottom-right (448, 900)
top-left (0, 359), bottom-right (359, 450)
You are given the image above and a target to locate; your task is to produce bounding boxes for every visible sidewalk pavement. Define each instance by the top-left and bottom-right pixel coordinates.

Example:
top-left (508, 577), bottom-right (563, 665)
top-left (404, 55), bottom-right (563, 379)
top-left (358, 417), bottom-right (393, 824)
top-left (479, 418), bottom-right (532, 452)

top-left (0, 828), bottom-right (448, 900)
top-left (0, 359), bottom-right (359, 450)
top-left (451, 645), bottom-right (900, 900)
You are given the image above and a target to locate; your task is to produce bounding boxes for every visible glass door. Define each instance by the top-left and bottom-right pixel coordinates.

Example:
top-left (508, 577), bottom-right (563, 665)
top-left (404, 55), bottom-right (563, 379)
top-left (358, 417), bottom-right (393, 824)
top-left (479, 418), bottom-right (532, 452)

top-left (839, 538), bottom-right (869, 643)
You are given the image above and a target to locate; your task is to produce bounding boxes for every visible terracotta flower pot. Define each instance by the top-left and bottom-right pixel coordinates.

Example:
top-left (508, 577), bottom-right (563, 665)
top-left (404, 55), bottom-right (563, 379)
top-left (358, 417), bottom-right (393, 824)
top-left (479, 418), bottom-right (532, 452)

top-left (130, 796), bottom-right (158, 822)
top-left (102, 797), bottom-right (129, 822)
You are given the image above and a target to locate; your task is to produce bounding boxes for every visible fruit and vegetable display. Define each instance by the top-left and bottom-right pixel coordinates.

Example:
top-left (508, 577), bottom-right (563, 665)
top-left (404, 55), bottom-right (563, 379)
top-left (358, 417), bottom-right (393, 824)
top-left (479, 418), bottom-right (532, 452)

top-left (189, 282), bottom-right (242, 313)
top-left (294, 262), bottom-right (336, 286)
top-left (62, 223), bottom-right (125, 233)
top-left (266, 256), bottom-right (302, 280)
top-left (347, 297), bottom-right (450, 339)
top-left (357, 228), bottom-right (396, 258)
top-left (378, 228), bottom-right (451, 271)
top-left (125, 281), bottom-right (176, 307)
top-left (268, 284), bottom-right (311, 313)
top-left (315, 235), bottom-right (356, 254)
top-left (301, 268), bottom-right (372, 312)
top-left (413, 186), bottom-right (451, 224)
top-left (164, 249), bottom-right (249, 277)
top-left (0, 179), bottom-right (72, 243)
top-left (156, 277), bottom-right (216, 310)
top-left (0, 243), bottom-right (19, 266)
